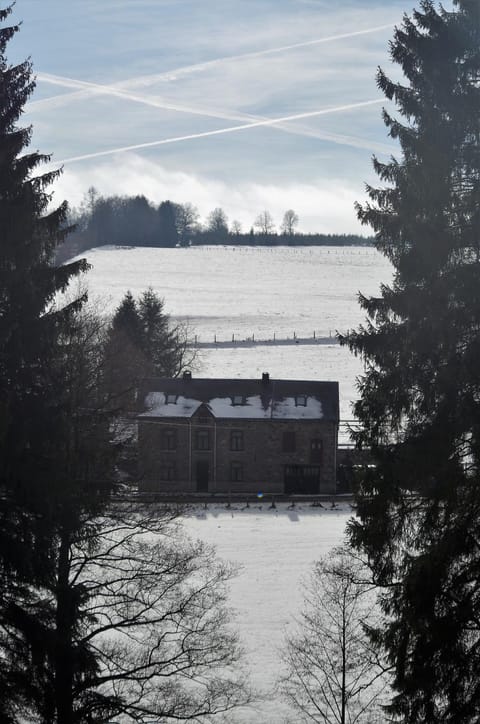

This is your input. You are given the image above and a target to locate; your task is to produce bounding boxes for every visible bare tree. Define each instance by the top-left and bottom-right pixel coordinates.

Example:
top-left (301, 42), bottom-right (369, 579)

top-left (280, 546), bottom-right (391, 724)
top-left (8, 502), bottom-right (253, 723)
top-left (7, 298), bottom-right (235, 723)
top-left (207, 207), bottom-right (229, 233)
top-left (231, 219), bottom-right (242, 235)
top-left (281, 209), bottom-right (299, 236)
top-left (174, 202), bottom-right (200, 245)
top-left (64, 505), bottom-right (253, 722)
top-left (204, 207), bottom-right (229, 244)
top-left (254, 210), bottom-right (275, 235)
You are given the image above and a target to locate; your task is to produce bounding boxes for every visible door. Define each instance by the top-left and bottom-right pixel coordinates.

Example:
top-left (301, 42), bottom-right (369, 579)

top-left (284, 464), bottom-right (320, 495)
top-left (196, 460), bottom-right (209, 492)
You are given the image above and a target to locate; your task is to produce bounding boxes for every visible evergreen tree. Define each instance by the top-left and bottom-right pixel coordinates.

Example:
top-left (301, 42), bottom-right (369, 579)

top-left (103, 291), bottom-right (148, 410)
top-left (111, 290), bottom-right (143, 348)
top-left (105, 288), bottom-right (194, 411)
top-left (157, 200), bottom-right (178, 246)
top-left (341, 2), bottom-right (480, 721)
top-left (0, 3), bottom-right (87, 597)
top-left (0, 7), bottom-right (112, 719)
top-left (0, 10), bottom-right (243, 722)
top-left (138, 287), bottom-right (180, 374)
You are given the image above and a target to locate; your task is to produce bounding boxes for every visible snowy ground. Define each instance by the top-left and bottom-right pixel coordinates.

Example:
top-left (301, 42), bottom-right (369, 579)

top-left (78, 244), bottom-right (391, 341)
top-left (181, 502), bottom-right (351, 724)
top-left (77, 245), bottom-right (387, 722)
top-left (77, 244), bottom-right (392, 420)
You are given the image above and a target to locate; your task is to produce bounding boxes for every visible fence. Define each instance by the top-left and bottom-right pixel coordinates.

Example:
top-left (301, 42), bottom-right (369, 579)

top-left (188, 331), bottom-right (339, 348)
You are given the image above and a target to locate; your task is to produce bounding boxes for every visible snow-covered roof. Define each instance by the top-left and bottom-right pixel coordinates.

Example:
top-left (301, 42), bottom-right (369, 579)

top-left (138, 375), bottom-right (338, 422)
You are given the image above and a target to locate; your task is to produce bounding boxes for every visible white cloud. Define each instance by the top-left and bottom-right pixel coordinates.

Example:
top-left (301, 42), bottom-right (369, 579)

top-left (54, 154), bottom-right (368, 235)
top-left (31, 22), bottom-right (394, 113)
top-left (21, 1), bottom-right (403, 230)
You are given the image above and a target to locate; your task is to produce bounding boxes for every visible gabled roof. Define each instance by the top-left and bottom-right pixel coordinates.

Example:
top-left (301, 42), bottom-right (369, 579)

top-left (138, 374), bottom-right (339, 422)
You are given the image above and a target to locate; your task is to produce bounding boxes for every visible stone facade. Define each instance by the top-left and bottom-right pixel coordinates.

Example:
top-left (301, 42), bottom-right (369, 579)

top-left (137, 374), bottom-right (339, 496)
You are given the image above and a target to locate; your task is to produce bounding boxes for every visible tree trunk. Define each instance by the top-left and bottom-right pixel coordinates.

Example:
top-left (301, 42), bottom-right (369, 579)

top-left (55, 531), bottom-right (74, 724)
top-left (341, 590), bottom-right (347, 724)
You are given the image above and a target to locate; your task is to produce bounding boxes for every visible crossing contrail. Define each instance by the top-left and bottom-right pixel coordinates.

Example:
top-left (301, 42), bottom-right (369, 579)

top-left (30, 22), bottom-right (394, 112)
top-left (34, 72), bottom-right (260, 124)
top-left (56, 99), bottom-right (385, 165)
top-left (33, 71), bottom-right (393, 155)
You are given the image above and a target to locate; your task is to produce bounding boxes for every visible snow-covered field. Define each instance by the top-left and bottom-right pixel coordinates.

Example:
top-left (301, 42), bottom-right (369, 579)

top-left (78, 244), bottom-right (389, 722)
top-left (79, 244), bottom-right (392, 420)
top-left (182, 502), bottom-right (351, 724)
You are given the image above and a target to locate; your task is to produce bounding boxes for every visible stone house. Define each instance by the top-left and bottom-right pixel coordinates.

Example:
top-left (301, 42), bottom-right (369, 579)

top-left (137, 372), bottom-right (339, 495)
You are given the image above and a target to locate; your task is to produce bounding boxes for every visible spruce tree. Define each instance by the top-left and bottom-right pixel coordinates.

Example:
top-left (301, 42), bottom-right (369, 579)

top-left (105, 288), bottom-right (194, 411)
top-left (158, 200), bottom-right (178, 246)
top-left (0, 2), bottom-right (88, 510)
top-left (0, 6), bottom-right (92, 718)
top-left (341, 1), bottom-right (480, 721)
top-left (137, 287), bottom-right (183, 375)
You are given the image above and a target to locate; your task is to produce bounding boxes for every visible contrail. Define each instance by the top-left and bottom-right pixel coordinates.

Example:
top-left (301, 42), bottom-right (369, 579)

top-left (56, 99), bottom-right (384, 165)
top-left (34, 72), bottom-right (260, 124)
top-left (30, 22), bottom-right (394, 112)
top-left (151, 23), bottom-right (396, 79)
top-left (33, 70), bottom-right (393, 154)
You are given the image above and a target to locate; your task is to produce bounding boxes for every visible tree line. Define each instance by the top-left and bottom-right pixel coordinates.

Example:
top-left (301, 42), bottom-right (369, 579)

top-left (56, 191), bottom-right (369, 262)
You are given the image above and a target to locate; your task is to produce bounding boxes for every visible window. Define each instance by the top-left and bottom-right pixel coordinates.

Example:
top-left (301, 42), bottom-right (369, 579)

top-left (159, 460), bottom-right (176, 481)
top-left (195, 429), bottom-right (210, 450)
top-left (230, 461), bottom-right (244, 482)
top-left (165, 393), bottom-right (177, 404)
top-left (295, 394), bottom-right (307, 406)
top-left (282, 430), bottom-right (296, 453)
top-left (311, 438), bottom-right (323, 463)
top-left (160, 428), bottom-right (177, 451)
top-left (230, 430), bottom-right (244, 451)
top-left (232, 395), bottom-right (244, 406)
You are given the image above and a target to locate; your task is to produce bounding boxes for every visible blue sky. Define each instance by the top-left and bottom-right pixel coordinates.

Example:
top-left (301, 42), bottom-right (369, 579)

top-left (9, 1), bottom-right (442, 233)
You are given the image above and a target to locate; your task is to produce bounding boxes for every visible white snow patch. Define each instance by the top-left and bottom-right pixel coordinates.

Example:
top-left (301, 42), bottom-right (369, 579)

top-left (140, 392), bottom-right (201, 417)
top-left (273, 395), bottom-right (323, 419)
top-left (208, 395), bottom-right (270, 418)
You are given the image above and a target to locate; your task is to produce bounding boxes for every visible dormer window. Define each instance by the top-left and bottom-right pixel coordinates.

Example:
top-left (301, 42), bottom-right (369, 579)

top-left (295, 395), bottom-right (307, 407)
top-left (165, 393), bottom-right (177, 404)
top-left (232, 395), bottom-right (244, 406)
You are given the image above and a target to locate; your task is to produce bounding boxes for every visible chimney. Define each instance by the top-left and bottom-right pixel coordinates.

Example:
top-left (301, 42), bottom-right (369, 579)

top-left (183, 371), bottom-right (192, 381)
top-left (262, 372), bottom-right (270, 384)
